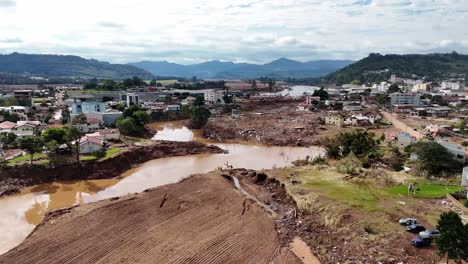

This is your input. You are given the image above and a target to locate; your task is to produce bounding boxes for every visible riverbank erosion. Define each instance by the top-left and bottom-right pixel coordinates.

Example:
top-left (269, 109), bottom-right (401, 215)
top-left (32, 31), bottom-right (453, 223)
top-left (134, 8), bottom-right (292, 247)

top-left (0, 141), bottom-right (225, 197)
top-left (2, 166), bottom-right (444, 263)
top-left (0, 172), bottom-right (304, 263)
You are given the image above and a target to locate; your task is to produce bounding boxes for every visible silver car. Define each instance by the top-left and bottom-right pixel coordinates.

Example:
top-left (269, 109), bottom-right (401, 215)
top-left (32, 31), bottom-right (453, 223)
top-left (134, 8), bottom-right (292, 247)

top-left (419, 229), bottom-right (440, 239)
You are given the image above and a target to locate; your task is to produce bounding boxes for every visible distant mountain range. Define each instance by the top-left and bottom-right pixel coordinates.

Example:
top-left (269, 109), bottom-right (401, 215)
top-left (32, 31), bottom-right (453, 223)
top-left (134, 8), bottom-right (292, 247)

top-left (128, 58), bottom-right (354, 79)
top-left (0, 53), bottom-right (154, 80)
top-left (324, 52), bottom-right (468, 85)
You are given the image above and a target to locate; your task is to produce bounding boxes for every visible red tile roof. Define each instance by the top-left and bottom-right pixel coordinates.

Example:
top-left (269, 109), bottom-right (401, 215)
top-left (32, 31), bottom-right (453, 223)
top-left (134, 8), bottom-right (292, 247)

top-left (0, 121), bottom-right (16, 129)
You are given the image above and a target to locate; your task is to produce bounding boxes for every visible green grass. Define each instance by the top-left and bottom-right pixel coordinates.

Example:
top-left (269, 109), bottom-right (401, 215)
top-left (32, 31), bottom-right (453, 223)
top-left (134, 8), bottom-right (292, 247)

top-left (277, 167), bottom-right (392, 211)
top-left (80, 147), bottom-right (121, 162)
top-left (7, 153), bottom-right (48, 166)
top-left (122, 137), bottom-right (146, 143)
top-left (80, 155), bottom-right (98, 161)
top-left (302, 177), bottom-right (389, 210)
top-left (101, 147), bottom-right (120, 160)
top-left (386, 184), bottom-right (462, 198)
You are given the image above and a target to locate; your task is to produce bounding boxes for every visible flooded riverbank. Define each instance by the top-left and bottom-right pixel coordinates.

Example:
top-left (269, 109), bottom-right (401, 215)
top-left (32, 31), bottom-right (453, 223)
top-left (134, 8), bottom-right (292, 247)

top-left (0, 122), bottom-right (324, 255)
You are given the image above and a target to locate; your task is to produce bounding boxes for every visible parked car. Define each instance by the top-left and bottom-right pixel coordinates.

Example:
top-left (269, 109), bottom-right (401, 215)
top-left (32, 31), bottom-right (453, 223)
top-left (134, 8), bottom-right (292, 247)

top-left (419, 229), bottom-right (440, 239)
top-left (406, 224), bottom-right (426, 233)
top-left (411, 237), bottom-right (432, 248)
top-left (399, 218), bottom-right (418, 226)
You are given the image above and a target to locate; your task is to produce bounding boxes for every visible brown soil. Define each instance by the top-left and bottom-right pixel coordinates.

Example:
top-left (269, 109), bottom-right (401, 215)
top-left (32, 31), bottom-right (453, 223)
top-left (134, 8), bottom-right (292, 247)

top-left (0, 141), bottom-right (225, 197)
top-left (202, 100), bottom-right (345, 147)
top-left (0, 173), bottom-right (301, 264)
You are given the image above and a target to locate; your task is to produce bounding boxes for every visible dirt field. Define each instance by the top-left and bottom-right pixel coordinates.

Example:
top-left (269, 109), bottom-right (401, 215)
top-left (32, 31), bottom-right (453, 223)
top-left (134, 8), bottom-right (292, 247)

top-left (0, 173), bottom-right (302, 264)
top-left (203, 100), bottom-right (346, 146)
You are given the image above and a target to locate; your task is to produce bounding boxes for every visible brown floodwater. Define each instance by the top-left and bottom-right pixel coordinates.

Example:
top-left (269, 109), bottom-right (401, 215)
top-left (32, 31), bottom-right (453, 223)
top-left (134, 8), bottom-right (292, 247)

top-left (0, 122), bottom-right (324, 255)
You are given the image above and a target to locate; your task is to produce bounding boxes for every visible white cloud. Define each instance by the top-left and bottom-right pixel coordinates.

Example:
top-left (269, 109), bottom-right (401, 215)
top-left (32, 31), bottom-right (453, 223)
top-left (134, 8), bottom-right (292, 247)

top-left (0, 0), bottom-right (466, 63)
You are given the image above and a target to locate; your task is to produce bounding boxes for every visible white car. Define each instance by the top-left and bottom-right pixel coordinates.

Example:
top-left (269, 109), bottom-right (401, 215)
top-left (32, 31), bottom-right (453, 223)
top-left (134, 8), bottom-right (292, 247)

top-left (419, 229), bottom-right (440, 239)
top-left (399, 218), bottom-right (418, 226)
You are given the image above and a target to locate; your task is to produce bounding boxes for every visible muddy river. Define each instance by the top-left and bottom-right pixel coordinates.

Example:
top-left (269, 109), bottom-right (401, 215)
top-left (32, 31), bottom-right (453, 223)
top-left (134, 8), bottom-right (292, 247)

top-left (0, 122), bottom-right (324, 255)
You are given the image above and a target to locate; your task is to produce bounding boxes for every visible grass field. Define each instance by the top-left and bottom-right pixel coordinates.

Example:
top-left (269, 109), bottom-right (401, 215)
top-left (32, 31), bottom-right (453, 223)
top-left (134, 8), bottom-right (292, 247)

top-left (7, 153), bottom-right (48, 166)
top-left (101, 147), bottom-right (120, 160)
top-left (80, 147), bottom-right (121, 161)
top-left (386, 184), bottom-right (462, 198)
top-left (276, 167), bottom-right (392, 211)
top-left (156, 79), bottom-right (178, 85)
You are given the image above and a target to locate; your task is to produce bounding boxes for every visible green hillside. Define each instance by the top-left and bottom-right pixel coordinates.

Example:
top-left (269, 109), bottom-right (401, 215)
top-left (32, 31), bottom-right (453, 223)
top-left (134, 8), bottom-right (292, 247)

top-left (0, 53), bottom-right (154, 80)
top-left (324, 52), bottom-right (468, 85)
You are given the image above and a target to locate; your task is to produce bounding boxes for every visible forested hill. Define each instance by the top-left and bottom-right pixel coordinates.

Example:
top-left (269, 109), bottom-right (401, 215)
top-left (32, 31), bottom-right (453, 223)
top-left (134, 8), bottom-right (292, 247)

top-left (0, 53), bottom-right (154, 80)
top-left (323, 52), bottom-right (468, 85)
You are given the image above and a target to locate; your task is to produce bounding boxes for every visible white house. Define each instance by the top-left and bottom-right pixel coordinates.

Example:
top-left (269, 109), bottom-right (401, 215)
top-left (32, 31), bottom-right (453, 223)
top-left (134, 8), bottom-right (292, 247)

top-left (78, 136), bottom-right (103, 154)
top-left (14, 121), bottom-right (40, 137)
top-left (204, 90), bottom-right (224, 104)
top-left (74, 117), bottom-right (101, 133)
top-left (0, 121), bottom-right (16, 133)
top-left (99, 129), bottom-right (120, 141)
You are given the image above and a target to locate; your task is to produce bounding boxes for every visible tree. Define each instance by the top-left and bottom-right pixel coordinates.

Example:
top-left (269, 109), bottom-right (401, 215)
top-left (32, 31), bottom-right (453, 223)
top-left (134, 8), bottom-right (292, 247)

top-left (71, 113), bottom-right (87, 125)
top-left (149, 79), bottom-right (157, 86)
top-left (193, 96), bottom-right (205, 107)
top-left (251, 80), bottom-right (257, 92)
top-left (267, 80), bottom-right (276, 93)
top-left (432, 95), bottom-right (443, 104)
top-left (117, 118), bottom-right (138, 135)
top-left (405, 142), bottom-right (462, 175)
top-left (61, 105), bottom-right (70, 124)
top-left (190, 107), bottom-right (211, 129)
top-left (383, 146), bottom-right (405, 171)
top-left (66, 126), bottom-right (82, 164)
top-left (312, 87), bottom-right (329, 100)
top-left (116, 104), bottom-right (125, 112)
top-left (0, 133), bottom-right (17, 148)
top-left (42, 127), bottom-right (69, 154)
top-left (19, 136), bottom-right (43, 165)
top-left (387, 84), bottom-right (400, 93)
top-left (374, 94), bottom-right (390, 105)
top-left (0, 110), bottom-right (20, 122)
top-left (325, 129), bottom-right (378, 159)
top-left (436, 211), bottom-right (468, 263)
top-left (43, 113), bottom-right (52, 124)
top-left (132, 111), bottom-right (151, 127)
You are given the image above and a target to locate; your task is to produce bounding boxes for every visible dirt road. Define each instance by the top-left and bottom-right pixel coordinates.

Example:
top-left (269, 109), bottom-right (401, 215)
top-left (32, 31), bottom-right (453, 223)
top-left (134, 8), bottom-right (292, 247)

top-left (381, 111), bottom-right (424, 139)
top-left (0, 174), bottom-right (302, 264)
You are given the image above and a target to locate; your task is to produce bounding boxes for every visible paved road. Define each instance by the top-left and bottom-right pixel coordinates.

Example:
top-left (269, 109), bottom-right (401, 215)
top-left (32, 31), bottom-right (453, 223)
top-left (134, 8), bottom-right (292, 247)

top-left (381, 111), bottom-right (424, 140)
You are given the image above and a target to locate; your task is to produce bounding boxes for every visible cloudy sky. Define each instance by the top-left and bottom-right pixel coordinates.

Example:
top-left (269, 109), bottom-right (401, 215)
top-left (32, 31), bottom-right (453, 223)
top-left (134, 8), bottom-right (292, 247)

top-left (0, 0), bottom-right (467, 64)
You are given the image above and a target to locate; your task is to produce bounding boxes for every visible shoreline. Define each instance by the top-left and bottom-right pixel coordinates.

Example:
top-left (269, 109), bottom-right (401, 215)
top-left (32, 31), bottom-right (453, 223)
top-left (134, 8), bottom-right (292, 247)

top-left (0, 141), bottom-right (225, 198)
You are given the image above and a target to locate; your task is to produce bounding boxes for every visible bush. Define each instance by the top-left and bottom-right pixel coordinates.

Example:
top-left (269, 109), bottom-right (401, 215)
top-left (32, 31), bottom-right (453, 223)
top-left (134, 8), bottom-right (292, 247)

top-left (337, 152), bottom-right (362, 175)
top-left (92, 148), bottom-right (106, 158)
top-left (325, 129), bottom-right (378, 159)
top-left (310, 155), bottom-right (326, 165)
top-left (462, 141), bottom-right (468, 147)
top-left (464, 200), bottom-right (468, 208)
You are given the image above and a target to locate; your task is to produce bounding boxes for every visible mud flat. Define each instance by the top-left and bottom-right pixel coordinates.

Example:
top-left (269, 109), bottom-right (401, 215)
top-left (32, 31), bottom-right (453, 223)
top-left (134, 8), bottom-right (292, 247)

top-left (0, 141), bottom-right (224, 197)
top-left (202, 104), bottom-right (346, 147)
top-left (0, 173), bottom-right (304, 264)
